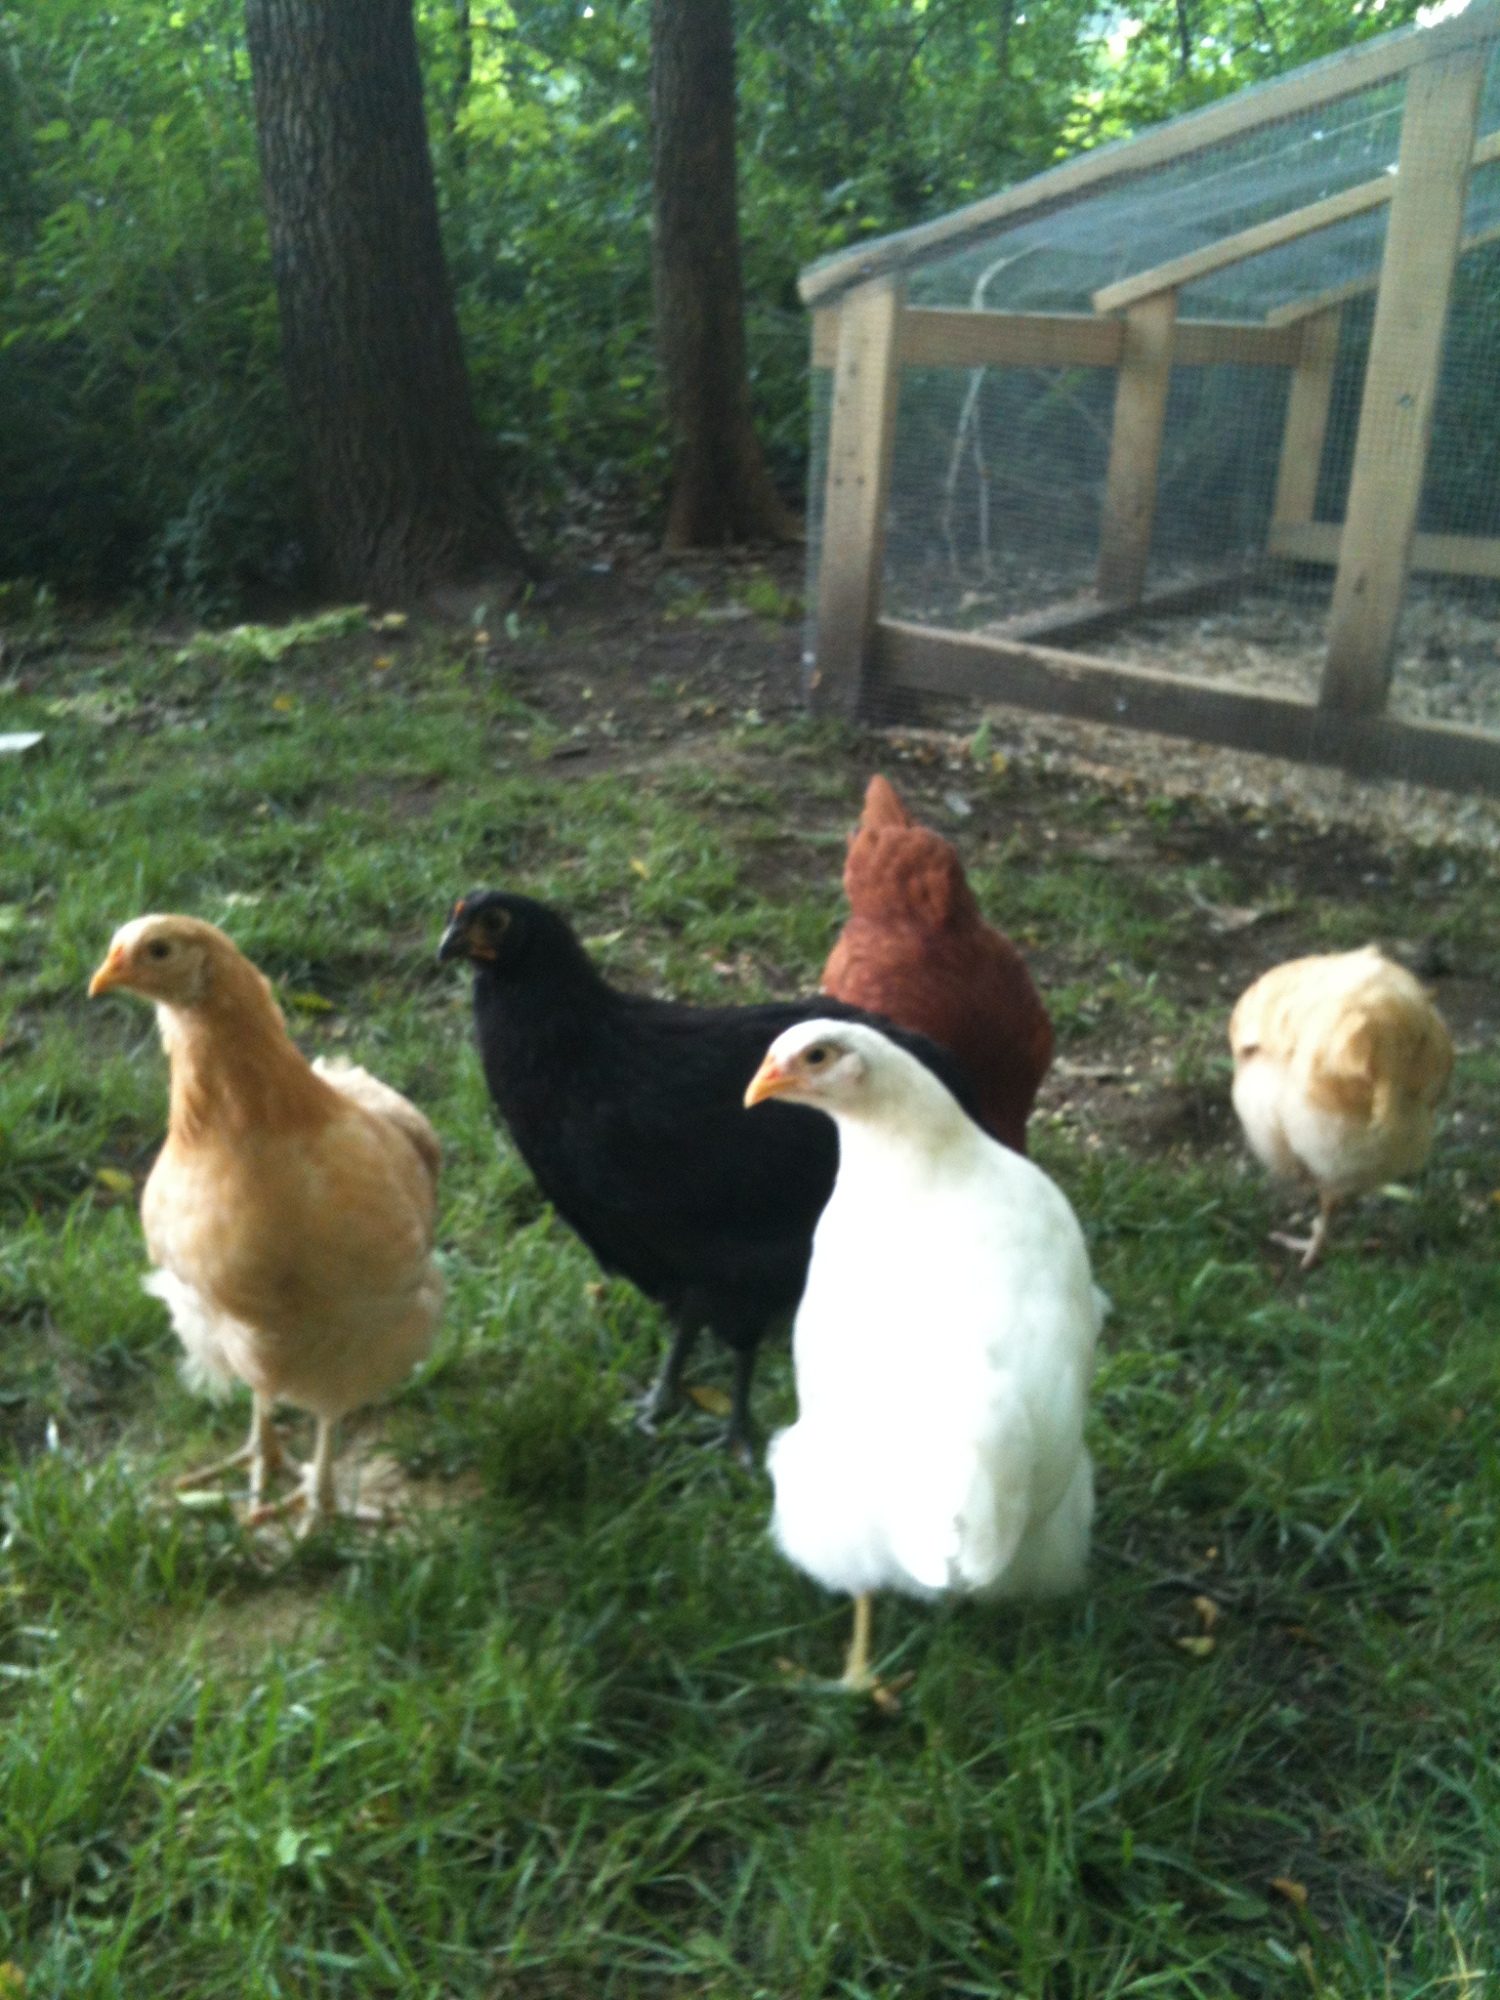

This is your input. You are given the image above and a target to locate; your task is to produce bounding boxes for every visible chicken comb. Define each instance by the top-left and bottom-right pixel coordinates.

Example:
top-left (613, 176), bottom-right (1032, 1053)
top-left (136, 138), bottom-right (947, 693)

top-left (857, 774), bottom-right (912, 835)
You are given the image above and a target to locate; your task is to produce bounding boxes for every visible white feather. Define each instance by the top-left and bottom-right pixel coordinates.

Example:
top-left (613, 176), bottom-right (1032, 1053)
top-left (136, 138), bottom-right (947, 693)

top-left (142, 1268), bottom-right (241, 1400)
top-left (765, 1021), bottom-right (1102, 1607)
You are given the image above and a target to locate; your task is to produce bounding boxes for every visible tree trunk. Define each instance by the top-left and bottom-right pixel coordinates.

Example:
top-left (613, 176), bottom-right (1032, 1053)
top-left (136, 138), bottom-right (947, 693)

top-left (650, 0), bottom-right (800, 548)
top-left (243, 0), bottom-right (520, 598)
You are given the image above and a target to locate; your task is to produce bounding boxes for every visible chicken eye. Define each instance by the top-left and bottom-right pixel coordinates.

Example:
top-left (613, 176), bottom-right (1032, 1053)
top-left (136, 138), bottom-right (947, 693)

top-left (147, 939), bottom-right (172, 961)
top-left (805, 1046), bottom-right (829, 1067)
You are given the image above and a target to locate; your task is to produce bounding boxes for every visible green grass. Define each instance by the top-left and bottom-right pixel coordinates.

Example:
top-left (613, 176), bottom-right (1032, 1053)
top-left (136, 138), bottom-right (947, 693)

top-left (2, 612), bottom-right (1498, 1997)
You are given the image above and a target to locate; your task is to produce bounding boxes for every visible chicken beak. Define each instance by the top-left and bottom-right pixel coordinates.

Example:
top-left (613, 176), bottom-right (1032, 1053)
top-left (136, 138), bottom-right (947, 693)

top-left (744, 1054), bottom-right (795, 1109)
top-left (88, 944), bottom-right (128, 997)
top-left (437, 916), bottom-right (482, 964)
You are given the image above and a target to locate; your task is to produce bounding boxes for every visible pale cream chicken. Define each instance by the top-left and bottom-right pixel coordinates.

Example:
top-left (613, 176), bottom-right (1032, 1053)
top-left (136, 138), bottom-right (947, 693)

top-left (1229, 945), bottom-right (1453, 1270)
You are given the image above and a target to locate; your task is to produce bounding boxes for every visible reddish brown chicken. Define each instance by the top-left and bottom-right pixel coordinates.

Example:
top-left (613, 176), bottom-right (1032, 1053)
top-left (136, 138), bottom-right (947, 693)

top-left (821, 774), bottom-right (1052, 1154)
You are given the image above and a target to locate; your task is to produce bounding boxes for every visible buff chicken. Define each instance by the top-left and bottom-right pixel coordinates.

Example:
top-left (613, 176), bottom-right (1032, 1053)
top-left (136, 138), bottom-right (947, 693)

top-left (89, 915), bottom-right (443, 1529)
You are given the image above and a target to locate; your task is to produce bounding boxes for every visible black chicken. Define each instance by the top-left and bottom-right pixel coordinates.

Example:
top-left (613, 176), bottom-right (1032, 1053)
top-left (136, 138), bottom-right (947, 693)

top-left (438, 890), bottom-right (979, 1458)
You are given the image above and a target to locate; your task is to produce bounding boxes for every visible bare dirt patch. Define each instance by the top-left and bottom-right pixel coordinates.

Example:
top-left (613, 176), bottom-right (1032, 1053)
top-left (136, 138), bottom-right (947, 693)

top-left (434, 545), bottom-right (1500, 1162)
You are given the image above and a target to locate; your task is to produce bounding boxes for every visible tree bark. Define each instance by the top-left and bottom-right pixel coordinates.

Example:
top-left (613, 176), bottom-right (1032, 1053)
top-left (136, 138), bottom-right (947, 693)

top-left (650, 0), bottom-right (800, 548)
top-left (243, 0), bottom-right (520, 598)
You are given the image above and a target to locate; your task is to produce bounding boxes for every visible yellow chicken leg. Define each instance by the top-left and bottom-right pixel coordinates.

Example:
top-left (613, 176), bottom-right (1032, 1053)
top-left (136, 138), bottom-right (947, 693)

top-left (175, 1392), bottom-right (296, 1509)
top-left (841, 1592), bottom-right (875, 1692)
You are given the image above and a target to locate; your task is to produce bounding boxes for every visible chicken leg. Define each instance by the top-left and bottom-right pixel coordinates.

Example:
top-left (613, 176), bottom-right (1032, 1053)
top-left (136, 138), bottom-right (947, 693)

top-left (246, 1416), bottom-right (389, 1534)
top-left (636, 1318), bottom-right (699, 1434)
top-left (175, 1392), bottom-right (295, 1509)
top-left (1270, 1191), bottom-right (1338, 1271)
top-left (841, 1592), bottom-right (875, 1692)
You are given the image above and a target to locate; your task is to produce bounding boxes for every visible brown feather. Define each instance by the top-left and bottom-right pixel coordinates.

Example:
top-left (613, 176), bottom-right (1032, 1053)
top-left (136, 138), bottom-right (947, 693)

top-left (822, 775), bottom-right (1052, 1154)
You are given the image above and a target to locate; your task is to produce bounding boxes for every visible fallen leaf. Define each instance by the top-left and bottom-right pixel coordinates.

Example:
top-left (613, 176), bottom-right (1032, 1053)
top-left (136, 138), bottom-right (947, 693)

top-left (629, 857), bottom-right (651, 880)
top-left (372, 654), bottom-right (394, 671)
top-left (287, 991), bottom-right (334, 1014)
top-left (1269, 1876), bottom-right (1308, 1910)
top-left (473, 629), bottom-right (490, 646)
top-left (271, 694), bottom-right (294, 713)
top-left (95, 1167), bottom-right (134, 1196)
top-left (37, 1844), bottom-right (82, 1891)
top-left (1173, 1635), bottom-right (1216, 1659)
top-left (369, 610), bottom-right (407, 632)
top-left (1192, 1594), bottom-right (1221, 1631)
top-left (685, 1384), bottom-right (732, 1418)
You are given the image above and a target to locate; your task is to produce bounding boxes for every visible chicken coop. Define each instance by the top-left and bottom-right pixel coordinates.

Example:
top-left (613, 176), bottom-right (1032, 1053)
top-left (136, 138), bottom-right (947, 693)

top-left (801, 3), bottom-right (1500, 795)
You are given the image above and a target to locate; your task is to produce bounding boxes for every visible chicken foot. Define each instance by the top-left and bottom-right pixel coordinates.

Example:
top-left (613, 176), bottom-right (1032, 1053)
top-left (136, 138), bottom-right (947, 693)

top-left (1270, 1191), bottom-right (1338, 1271)
top-left (777, 1593), bottom-right (906, 1712)
top-left (245, 1416), bottom-right (390, 1535)
top-left (175, 1392), bottom-right (297, 1509)
top-left (635, 1321), bottom-right (759, 1466)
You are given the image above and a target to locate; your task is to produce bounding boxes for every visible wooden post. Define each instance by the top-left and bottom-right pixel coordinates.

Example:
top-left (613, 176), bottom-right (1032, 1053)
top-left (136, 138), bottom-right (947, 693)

top-left (1269, 306), bottom-right (1342, 539)
top-left (810, 277), bottom-right (904, 716)
top-left (1096, 289), bottom-right (1178, 605)
top-left (1320, 47), bottom-right (1486, 716)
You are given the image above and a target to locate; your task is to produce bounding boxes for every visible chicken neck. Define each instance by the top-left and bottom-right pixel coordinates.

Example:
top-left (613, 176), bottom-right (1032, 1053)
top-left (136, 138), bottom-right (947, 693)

top-left (160, 967), bottom-right (336, 1145)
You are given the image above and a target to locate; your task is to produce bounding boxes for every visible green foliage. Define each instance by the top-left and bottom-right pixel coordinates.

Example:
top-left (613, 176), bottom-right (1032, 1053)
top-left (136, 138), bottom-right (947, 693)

top-left (0, 1), bottom-right (296, 606)
top-left (0, 0), bottom-right (1458, 605)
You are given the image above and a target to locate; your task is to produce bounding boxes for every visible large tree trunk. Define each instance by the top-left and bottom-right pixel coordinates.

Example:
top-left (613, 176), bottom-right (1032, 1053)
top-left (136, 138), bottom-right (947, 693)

top-left (650, 0), bottom-right (800, 548)
top-left (243, 0), bottom-right (520, 598)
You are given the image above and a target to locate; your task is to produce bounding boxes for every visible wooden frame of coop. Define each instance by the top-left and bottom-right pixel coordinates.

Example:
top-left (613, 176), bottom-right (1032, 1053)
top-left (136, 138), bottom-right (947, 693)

top-left (802, 3), bottom-right (1500, 797)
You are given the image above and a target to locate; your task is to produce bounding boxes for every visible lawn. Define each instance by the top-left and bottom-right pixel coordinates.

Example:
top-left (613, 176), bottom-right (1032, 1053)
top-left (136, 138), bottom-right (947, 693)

top-left (2, 579), bottom-right (1497, 1998)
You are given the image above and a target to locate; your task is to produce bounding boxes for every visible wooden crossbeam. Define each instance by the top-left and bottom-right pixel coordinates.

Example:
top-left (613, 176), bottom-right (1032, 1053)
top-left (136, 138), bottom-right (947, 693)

top-left (1266, 215), bottom-right (1500, 325)
top-left (1093, 128), bottom-right (1500, 315)
top-left (800, 3), bottom-right (1500, 307)
top-left (809, 305), bottom-right (1302, 371)
top-left (871, 618), bottom-right (1500, 796)
top-left (1271, 520), bottom-right (1500, 581)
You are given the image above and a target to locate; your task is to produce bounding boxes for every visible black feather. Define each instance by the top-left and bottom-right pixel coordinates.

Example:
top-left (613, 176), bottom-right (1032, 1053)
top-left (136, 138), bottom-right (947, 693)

top-left (442, 891), bottom-right (980, 1451)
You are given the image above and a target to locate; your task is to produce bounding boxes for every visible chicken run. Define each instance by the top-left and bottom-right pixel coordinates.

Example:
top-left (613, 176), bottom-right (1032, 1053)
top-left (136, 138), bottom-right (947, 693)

top-left (80, 766), bottom-right (1456, 1699)
top-left (802, 5), bottom-right (1500, 799)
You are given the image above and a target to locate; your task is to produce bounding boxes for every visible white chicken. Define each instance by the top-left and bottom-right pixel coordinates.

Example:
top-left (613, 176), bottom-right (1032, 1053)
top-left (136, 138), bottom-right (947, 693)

top-left (89, 914), bottom-right (443, 1530)
top-left (1229, 945), bottom-right (1454, 1270)
top-left (744, 1018), bottom-right (1102, 1695)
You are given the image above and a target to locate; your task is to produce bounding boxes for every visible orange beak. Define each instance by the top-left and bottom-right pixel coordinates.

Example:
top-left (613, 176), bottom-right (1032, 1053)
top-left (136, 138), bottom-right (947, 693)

top-left (744, 1053), bottom-right (796, 1109)
top-left (88, 944), bottom-right (129, 997)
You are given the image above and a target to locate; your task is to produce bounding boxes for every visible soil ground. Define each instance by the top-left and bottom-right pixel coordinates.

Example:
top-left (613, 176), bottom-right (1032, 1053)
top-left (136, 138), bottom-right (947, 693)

top-left (431, 541), bottom-right (1500, 1169)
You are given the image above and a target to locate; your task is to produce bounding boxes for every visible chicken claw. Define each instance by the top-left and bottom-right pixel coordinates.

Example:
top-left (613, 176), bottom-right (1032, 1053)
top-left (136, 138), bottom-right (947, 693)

top-left (175, 1394), bottom-right (297, 1509)
top-left (1270, 1193), bottom-right (1337, 1270)
top-left (244, 1416), bottom-right (393, 1536)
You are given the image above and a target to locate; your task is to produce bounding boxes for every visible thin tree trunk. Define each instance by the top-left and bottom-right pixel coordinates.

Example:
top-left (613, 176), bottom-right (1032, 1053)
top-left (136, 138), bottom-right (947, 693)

top-left (1175, 0), bottom-right (1194, 74)
top-left (243, 0), bottom-right (520, 598)
top-left (650, 0), bottom-right (800, 548)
